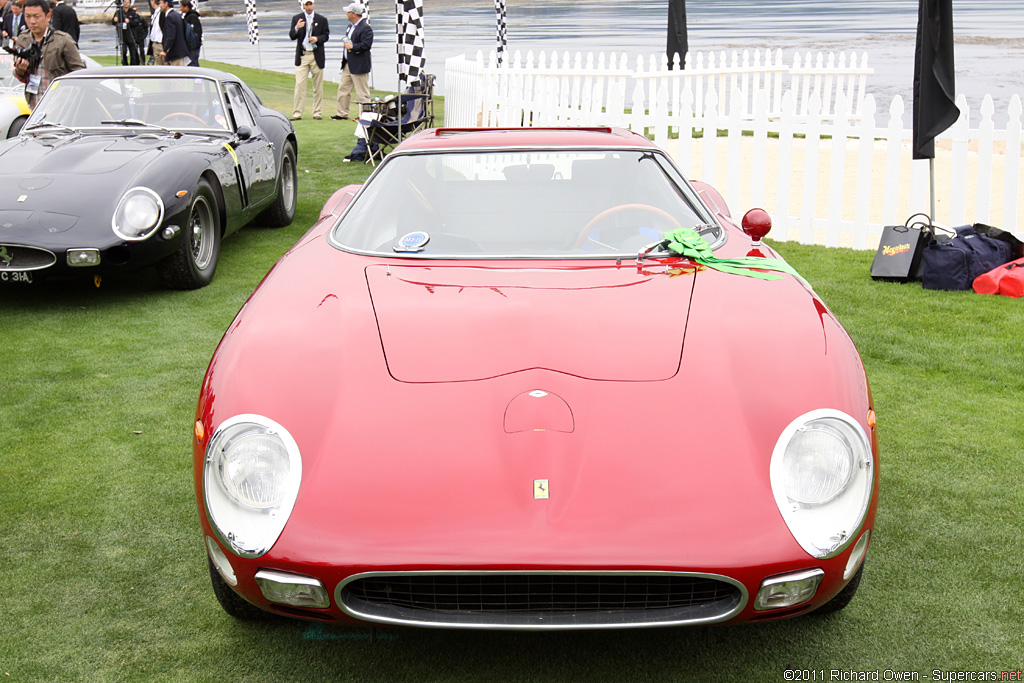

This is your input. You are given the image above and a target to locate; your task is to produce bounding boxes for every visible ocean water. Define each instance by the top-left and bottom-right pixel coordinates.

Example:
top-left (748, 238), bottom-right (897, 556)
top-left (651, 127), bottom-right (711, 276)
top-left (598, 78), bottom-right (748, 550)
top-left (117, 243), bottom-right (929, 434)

top-left (77, 0), bottom-right (1024, 116)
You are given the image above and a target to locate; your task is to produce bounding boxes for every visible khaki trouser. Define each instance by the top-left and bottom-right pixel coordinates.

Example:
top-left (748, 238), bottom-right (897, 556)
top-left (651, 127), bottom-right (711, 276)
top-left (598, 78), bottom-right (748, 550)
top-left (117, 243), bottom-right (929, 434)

top-left (336, 64), bottom-right (371, 118)
top-left (293, 51), bottom-right (323, 118)
top-left (152, 41), bottom-right (165, 65)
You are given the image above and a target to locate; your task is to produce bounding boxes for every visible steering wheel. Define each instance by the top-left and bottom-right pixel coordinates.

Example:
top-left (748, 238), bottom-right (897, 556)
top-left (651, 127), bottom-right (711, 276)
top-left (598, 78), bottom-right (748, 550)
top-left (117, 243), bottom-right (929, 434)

top-left (159, 112), bottom-right (209, 127)
top-left (575, 203), bottom-right (678, 248)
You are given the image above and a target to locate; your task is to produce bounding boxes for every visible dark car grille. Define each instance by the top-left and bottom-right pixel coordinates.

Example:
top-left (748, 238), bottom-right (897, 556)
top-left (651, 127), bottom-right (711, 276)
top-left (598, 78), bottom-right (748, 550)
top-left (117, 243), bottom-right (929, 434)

top-left (0, 244), bottom-right (56, 271)
top-left (338, 572), bottom-right (745, 629)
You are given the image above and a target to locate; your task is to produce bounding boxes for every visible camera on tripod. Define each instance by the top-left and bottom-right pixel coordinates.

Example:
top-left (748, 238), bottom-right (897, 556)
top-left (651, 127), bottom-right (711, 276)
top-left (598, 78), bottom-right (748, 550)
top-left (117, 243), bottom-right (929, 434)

top-left (3, 42), bottom-right (43, 76)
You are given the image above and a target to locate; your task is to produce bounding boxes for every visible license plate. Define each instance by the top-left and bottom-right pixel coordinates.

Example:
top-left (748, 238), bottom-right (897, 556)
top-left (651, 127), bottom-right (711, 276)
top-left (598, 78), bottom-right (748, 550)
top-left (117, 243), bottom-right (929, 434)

top-left (0, 270), bottom-right (34, 284)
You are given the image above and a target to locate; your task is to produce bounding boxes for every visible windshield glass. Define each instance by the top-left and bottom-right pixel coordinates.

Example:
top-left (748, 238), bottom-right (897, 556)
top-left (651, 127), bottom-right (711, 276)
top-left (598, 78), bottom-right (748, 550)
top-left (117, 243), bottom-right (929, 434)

top-left (332, 149), bottom-right (719, 258)
top-left (0, 54), bottom-right (23, 95)
top-left (26, 76), bottom-right (230, 131)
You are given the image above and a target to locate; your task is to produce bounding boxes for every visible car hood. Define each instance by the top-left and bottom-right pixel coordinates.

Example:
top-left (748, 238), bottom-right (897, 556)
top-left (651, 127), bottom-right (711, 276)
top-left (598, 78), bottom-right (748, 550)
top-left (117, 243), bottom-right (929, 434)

top-left (0, 133), bottom-right (166, 176)
top-left (199, 239), bottom-right (873, 569)
top-left (365, 264), bottom-right (694, 382)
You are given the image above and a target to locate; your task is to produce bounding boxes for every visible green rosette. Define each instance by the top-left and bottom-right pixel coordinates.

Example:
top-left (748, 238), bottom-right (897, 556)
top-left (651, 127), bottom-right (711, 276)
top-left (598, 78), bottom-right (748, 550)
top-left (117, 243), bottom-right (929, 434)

top-left (663, 228), bottom-right (807, 284)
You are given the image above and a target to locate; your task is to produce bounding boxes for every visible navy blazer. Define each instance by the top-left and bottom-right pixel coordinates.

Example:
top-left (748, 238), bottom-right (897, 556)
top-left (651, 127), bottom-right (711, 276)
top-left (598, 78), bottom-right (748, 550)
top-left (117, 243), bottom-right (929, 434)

top-left (290, 11), bottom-right (329, 70)
top-left (2, 12), bottom-right (26, 39)
top-left (341, 18), bottom-right (372, 75)
top-left (160, 9), bottom-right (189, 62)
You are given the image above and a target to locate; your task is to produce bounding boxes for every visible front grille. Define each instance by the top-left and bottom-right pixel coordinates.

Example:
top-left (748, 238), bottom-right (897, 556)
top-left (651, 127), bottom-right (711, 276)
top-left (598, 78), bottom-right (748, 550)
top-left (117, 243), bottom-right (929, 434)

top-left (0, 244), bottom-right (56, 271)
top-left (338, 572), bottom-right (745, 629)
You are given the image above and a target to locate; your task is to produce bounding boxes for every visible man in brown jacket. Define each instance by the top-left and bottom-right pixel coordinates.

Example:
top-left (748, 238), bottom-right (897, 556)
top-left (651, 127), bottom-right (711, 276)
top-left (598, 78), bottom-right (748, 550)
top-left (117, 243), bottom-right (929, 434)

top-left (12, 0), bottom-right (84, 108)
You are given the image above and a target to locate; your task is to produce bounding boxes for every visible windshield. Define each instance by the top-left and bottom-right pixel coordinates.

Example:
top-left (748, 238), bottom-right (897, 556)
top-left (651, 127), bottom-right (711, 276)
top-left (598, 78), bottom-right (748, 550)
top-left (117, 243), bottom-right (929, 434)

top-left (0, 54), bottom-right (22, 95)
top-left (332, 149), bottom-right (719, 258)
top-left (26, 76), bottom-right (230, 132)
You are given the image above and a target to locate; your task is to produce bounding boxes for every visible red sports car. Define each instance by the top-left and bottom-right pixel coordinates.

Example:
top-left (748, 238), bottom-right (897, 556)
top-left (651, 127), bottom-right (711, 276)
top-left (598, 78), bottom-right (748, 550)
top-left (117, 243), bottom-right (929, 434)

top-left (194, 127), bottom-right (878, 629)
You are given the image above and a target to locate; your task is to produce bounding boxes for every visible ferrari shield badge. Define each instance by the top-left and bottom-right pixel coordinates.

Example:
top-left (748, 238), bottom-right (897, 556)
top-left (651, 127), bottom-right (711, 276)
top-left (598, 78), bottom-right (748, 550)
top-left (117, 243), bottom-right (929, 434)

top-left (534, 479), bottom-right (549, 500)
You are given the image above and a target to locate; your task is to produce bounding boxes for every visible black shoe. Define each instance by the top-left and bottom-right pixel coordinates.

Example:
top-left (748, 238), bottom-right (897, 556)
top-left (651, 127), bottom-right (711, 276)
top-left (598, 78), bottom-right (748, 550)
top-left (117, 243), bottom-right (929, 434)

top-left (331, 115), bottom-right (349, 120)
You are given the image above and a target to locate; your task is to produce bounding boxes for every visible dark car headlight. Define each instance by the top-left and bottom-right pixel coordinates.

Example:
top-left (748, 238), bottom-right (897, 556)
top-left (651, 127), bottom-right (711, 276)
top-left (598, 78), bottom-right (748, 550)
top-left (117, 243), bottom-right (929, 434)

top-left (203, 415), bottom-right (302, 558)
top-left (112, 187), bottom-right (165, 241)
top-left (769, 409), bottom-right (874, 559)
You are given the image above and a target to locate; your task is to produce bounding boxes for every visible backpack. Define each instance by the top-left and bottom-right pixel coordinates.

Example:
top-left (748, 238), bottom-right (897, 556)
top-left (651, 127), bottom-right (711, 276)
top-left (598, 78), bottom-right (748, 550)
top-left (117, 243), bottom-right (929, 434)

top-left (184, 18), bottom-right (200, 51)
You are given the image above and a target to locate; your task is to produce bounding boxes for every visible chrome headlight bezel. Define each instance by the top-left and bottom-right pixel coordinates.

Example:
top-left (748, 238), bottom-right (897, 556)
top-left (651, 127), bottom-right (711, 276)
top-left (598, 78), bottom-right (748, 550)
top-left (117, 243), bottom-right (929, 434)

top-left (770, 409), bottom-right (874, 559)
top-left (203, 414), bottom-right (302, 559)
top-left (112, 187), bottom-right (165, 241)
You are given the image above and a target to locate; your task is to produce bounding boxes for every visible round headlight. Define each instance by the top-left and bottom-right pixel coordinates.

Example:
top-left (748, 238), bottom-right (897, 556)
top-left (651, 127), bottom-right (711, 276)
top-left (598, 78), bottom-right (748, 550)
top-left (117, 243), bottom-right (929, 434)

top-left (770, 409), bottom-right (874, 559)
top-left (781, 423), bottom-right (854, 505)
top-left (112, 187), bottom-right (164, 240)
top-left (203, 415), bottom-right (302, 558)
top-left (220, 432), bottom-right (294, 509)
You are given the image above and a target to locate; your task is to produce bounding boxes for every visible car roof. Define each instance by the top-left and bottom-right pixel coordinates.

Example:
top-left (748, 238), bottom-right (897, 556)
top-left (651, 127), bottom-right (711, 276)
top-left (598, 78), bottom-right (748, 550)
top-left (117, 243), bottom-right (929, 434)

top-left (58, 65), bottom-right (240, 83)
top-left (395, 127), bottom-right (658, 152)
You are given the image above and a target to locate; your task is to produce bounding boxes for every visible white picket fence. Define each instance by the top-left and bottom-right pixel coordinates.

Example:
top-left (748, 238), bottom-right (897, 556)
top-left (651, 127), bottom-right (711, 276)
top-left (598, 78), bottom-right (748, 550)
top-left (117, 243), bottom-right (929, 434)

top-left (443, 50), bottom-right (1024, 247)
top-left (445, 49), bottom-right (873, 129)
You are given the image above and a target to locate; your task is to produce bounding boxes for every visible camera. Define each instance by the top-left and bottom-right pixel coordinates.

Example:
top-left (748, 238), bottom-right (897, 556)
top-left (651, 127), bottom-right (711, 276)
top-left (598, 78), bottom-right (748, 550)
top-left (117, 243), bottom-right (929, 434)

top-left (3, 42), bottom-right (43, 76)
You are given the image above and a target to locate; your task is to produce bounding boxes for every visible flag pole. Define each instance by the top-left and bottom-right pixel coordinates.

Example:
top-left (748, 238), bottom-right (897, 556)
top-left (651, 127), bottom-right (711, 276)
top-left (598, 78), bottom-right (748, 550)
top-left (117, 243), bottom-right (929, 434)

top-left (930, 159), bottom-right (936, 221)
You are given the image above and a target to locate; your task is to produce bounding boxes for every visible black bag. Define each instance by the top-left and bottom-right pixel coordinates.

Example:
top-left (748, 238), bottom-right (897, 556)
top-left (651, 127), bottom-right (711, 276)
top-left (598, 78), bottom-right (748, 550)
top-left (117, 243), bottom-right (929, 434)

top-left (184, 20), bottom-right (200, 51)
top-left (871, 213), bottom-right (935, 282)
top-left (922, 225), bottom-right (1013, 291)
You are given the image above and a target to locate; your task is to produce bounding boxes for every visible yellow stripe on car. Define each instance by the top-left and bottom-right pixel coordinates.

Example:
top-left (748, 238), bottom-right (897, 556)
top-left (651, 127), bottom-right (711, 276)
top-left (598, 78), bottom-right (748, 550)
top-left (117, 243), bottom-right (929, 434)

top-left (222, 142), bottom-right (238, 166)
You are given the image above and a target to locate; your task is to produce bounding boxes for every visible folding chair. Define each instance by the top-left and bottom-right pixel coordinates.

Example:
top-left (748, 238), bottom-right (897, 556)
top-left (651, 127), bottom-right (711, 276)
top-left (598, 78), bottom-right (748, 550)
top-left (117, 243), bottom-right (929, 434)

top-left (357, 74), bottom-right (435, 166)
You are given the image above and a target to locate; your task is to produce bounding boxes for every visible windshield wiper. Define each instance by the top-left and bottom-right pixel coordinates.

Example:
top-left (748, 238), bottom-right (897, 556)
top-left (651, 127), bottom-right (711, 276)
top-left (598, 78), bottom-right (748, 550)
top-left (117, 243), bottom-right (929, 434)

top-left (100, 119), bottom-right (180, 137)
top-left (637, 239), bottom-right (669, 262)
top-left (636, 224), bottom-right (719, 262)
top-left (24, 120), bottom-right (74, 133)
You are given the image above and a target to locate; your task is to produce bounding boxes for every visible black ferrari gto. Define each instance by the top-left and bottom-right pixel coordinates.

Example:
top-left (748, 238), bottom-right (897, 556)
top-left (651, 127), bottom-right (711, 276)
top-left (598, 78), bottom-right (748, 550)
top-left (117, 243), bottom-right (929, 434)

top-left (0, 66), bottom-right (297, 289)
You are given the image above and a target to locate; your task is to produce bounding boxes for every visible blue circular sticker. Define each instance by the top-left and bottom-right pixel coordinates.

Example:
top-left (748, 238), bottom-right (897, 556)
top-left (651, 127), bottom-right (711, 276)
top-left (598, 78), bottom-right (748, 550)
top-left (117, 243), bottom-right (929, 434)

top-left (394, 231), bottom-right (430, 253)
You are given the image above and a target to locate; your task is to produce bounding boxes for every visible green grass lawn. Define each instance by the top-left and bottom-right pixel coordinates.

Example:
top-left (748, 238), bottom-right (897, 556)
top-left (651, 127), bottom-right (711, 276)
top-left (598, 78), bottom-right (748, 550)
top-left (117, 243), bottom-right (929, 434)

top-left (2, 63), bottom-right (1023, 682)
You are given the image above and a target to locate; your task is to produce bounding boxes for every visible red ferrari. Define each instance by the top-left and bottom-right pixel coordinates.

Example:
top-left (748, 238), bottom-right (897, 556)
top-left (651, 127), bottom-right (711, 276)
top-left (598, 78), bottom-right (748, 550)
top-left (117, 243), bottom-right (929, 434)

top-left (194, 127), bottom-right (878, 629)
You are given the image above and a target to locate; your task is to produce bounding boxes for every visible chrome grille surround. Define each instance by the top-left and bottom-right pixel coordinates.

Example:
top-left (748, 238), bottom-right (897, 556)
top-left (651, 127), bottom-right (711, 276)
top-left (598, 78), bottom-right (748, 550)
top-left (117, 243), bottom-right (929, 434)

top-left (336, 570), bottom-right (748, 630)
top-left (0, 244), bottom-right (56, 271)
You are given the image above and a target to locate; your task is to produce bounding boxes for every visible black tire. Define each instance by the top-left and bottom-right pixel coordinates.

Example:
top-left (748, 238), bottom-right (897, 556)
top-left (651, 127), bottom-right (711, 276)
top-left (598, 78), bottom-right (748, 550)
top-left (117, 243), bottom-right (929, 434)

top-left (814, 563), bottom-right (864, 616)
top-left (256, 141), bottom-right (297, 227)
top-left (157, 178), bottom-right (221, 289)
top-left (8, 114), bottom-right (28, 138)
top-left (207, 555), bottom-right (269, 620)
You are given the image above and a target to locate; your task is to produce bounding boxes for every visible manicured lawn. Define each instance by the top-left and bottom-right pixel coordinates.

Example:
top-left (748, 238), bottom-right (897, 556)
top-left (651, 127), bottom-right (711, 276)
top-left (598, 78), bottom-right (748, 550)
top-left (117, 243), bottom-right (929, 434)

top-left (1, 63), bottom-right (1021, 682)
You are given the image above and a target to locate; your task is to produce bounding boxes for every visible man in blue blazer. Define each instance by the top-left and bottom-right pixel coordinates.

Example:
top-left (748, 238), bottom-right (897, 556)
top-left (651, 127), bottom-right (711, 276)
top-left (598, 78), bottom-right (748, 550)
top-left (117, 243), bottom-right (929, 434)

top-left (289, 0), bottom-right (329, 120)
top-left (156, 0), bottom-right (188, 66)
top-left (332, 1), bottom-right (372, 120)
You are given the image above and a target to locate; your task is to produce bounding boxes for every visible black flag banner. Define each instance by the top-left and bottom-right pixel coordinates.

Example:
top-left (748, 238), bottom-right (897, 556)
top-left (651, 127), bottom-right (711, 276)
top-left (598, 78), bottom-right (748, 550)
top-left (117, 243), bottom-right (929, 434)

top-left (245, 0), bottom-right (259, 45)
top-left (397, 0), bottom-right (426, 89)
top-left (667, 0), bottom-right (687, 70)
top-left (495, 0), bottom-right (507, 66)
top-left (913, 0), bottom-right (959, 160)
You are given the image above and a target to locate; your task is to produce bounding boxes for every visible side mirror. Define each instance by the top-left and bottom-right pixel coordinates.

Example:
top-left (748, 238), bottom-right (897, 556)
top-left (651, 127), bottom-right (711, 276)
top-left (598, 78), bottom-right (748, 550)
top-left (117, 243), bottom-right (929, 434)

top-left (741, 208), bottom-right (772, 245)
top-left (235, 125), bottom-right (252, 141)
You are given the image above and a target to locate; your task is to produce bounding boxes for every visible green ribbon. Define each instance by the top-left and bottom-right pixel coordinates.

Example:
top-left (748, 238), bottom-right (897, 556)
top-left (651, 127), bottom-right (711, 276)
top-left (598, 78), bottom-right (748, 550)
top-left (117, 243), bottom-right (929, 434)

top-left (662, 228), bottom-right (807, 284)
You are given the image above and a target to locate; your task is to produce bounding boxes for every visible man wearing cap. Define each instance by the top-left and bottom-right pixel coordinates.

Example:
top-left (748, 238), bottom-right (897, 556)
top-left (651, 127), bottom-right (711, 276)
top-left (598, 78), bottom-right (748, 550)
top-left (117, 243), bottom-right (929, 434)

top-left (331, 2), bottom-right (372, 120)
top-left (155, 0), bottom-right (188, 66)
top-left (289, 0), bottom-right (329, 121)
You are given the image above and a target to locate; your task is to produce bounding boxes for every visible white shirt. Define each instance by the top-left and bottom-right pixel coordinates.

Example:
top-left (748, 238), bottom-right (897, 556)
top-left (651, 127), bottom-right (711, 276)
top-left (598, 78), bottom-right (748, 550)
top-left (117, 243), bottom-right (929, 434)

top-left (149, 8), bottom-right (163, 43)
top-left (301, 10), bottom-right (315, 51)
top-left (343, 17), bottom-right (363, 62)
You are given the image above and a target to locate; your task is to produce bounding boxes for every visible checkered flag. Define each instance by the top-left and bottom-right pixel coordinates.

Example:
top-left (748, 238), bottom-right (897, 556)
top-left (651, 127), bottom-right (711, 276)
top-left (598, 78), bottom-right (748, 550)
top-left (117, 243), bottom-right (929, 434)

top-left (244, 0), bottom-right (259, 44)
top-left (396, 0), bottom-right (425, 89)
top-left (495, 0), bottom-right (506, 65)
